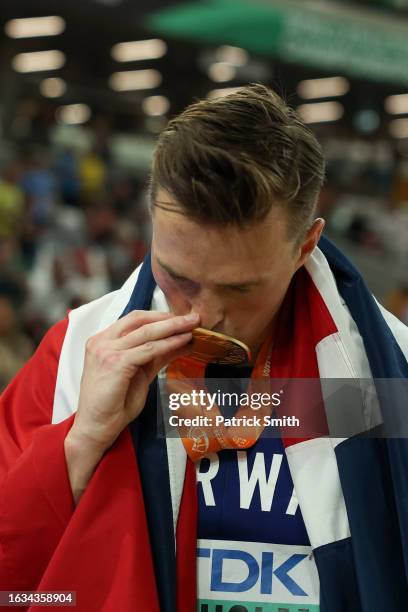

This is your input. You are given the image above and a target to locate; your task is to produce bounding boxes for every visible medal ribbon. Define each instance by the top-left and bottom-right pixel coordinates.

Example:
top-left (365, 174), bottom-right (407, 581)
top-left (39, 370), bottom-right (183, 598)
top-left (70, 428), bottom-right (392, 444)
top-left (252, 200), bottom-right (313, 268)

top-left (166, 332), bottom-right (274, 461)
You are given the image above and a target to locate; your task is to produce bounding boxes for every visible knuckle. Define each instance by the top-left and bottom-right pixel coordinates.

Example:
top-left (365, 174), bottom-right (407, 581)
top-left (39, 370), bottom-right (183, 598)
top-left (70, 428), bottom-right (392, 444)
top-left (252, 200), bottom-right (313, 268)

top-left (139, 326), bottom-right (151, 344)
top-left (86, 339), bottom-right (117, 368)
top-left (130, 309), bottom-right (143, 319)
top-left (94, 344), bottom-right (107, 361)
top-left (101, 350), bottom-right (122, 369)
top-left (85, 335), bottom-right (98, 353)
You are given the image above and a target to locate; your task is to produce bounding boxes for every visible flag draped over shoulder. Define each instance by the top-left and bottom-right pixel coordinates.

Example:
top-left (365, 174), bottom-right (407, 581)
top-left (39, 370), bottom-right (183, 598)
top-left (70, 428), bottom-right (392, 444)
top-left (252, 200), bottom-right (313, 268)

top-left (0, 236), bottom-right (407, 611)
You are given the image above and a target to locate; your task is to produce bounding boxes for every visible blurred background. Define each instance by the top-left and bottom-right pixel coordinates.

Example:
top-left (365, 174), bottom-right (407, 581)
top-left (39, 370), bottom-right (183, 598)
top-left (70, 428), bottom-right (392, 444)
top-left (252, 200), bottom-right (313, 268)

top-left (0, 0), bottom-right (408, 389)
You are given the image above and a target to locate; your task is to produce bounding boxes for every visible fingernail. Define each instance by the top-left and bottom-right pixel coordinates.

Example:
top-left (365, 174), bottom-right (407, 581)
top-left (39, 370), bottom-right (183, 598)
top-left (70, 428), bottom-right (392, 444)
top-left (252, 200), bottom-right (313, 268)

top-left (184, 313), bottom-right (199, 322)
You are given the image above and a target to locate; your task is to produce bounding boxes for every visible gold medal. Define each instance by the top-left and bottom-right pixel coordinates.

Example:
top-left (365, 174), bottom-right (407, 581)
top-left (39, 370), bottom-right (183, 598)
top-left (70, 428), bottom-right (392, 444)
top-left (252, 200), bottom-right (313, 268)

top-left (188, 327), bottom-right (251, 366)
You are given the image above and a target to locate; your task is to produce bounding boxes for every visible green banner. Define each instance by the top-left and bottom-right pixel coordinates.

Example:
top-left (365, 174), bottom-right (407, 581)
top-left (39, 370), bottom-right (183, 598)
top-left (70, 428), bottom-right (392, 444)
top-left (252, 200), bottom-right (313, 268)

top-left (375, 0), bottom-right (408, 8)
top-left (198, 599), bottom-right (320, 612)
top-left (146, 0), bottom-right (408, 85)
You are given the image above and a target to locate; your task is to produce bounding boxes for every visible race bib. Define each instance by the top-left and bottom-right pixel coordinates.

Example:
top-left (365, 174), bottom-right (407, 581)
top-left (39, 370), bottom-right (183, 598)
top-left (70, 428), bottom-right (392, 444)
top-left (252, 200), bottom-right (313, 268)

top-left (197, 539), bottom-right (320, 612)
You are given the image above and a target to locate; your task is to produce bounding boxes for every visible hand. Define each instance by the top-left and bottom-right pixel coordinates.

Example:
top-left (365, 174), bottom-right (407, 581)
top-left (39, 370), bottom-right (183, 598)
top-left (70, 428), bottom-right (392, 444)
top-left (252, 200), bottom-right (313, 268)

top-left (68, 309), bottom-right (200, 453)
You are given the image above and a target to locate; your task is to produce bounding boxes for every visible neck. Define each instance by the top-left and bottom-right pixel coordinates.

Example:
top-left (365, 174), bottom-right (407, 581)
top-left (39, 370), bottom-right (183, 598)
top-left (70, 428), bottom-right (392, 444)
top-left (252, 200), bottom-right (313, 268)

top-left (248, 317), bottom-right (278, 366)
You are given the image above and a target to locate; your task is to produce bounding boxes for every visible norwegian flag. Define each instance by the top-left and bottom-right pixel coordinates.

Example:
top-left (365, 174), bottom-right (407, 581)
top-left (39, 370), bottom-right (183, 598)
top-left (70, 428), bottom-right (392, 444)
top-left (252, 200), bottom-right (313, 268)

top-left (1, 236), bottom-right (408, 611)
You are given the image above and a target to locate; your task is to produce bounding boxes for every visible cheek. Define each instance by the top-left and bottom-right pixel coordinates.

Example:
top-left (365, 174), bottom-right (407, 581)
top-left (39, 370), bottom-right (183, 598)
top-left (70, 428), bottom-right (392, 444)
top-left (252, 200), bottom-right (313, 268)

top-left (228, 278), bottom-right (289, 326)
top-left (223, 294), bottom-right (267, 332)
top-left (232, 289), bottom-right (267, 310)
top-left (153, 267), bottom-right (178, 299)
top-left (152, 267), bottom-right (191, 313)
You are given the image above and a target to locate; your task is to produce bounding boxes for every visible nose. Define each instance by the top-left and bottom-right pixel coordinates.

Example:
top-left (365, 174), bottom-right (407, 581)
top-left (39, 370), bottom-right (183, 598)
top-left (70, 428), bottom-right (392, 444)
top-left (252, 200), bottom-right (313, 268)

top-left (189, 288), bottom-right (224, 331)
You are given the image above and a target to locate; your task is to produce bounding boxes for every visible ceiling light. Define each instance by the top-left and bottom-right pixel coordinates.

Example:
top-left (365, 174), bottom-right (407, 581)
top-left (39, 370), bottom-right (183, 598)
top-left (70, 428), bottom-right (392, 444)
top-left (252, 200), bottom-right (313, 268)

top-left (111, 39), bottom-right (167, 62)
top-left (389, 118), bottom-right (408, 138)
top-left (214, 45), bottom-right (248, 67)
top-left (208, 62), bottom-right (236, 83)
top-left (142, 95), bottom-right (170, 116)
top-left (385, 93), bottom-right (408, 115)
top-left (297, 77), bottom-right (349, 100)
top-left (56, 104), bottom-right (91, 125)
top-left (297, 101), bottom-right (344, 123)
top-left (109, 69), bottom-right (162, 91)
top-left (12, 50), bottom-right (65, 73)
top-left (40, 77), bottom-right (66, 98)
top-left (5, 16), bottom-right (65, 38)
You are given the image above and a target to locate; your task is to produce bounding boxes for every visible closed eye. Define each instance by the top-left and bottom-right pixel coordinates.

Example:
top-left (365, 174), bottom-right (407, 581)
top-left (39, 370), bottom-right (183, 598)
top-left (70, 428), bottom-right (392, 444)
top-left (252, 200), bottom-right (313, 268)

top-left (160, 260), bottom-right (257, 294)
top-left (228, 285), bottom-right (253, 294)
top-left (170, 272), bottom-right (195, 285)
top-left (169, 273), bottom-right (200, 293)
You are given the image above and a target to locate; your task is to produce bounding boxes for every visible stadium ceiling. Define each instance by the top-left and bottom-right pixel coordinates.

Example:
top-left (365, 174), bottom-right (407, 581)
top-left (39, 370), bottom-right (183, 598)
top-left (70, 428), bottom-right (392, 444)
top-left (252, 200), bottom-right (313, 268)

top-left (0, 0), bottom-right (407, 138)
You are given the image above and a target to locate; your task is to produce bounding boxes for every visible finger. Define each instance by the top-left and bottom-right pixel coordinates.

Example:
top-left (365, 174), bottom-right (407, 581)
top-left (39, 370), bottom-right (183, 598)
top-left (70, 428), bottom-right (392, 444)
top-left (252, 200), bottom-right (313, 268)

top-left (115, 313), bottom-right (199, 350)
top-left (124, 331), bottom-right (193, 368)
top-left (124, 368), bottom-right (150, 420)
top-left (125, 344), bottom-right (191, 419)
top-left (144, 342), bottom-right (192, 382)
top-left (103, 310), bottom-right (174, 340)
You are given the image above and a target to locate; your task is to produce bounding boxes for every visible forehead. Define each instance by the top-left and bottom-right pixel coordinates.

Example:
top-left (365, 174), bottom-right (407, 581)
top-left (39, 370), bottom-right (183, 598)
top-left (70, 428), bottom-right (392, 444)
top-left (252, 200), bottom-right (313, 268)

top-left (151, 191), bottom-right (292, 284)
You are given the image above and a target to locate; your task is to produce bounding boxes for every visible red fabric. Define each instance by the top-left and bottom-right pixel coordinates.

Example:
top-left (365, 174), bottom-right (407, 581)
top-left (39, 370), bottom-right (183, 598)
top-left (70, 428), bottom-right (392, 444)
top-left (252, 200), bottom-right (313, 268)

top-left (176, 458), bottom-right (198, 611)
top-left (270, 268), bottom-right (337, 449)
top-left (30, 428), bottom-right (160, 612)
top-left (0, 318), bottom-right (74, 595)
top-left (0, 318), bottom-right (162, 611)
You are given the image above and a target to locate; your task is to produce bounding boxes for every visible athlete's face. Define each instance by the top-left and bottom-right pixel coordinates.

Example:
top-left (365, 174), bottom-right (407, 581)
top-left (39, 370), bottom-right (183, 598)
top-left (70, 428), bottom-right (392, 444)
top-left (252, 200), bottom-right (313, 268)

top-left (151, 189), bottom-right (324, 361)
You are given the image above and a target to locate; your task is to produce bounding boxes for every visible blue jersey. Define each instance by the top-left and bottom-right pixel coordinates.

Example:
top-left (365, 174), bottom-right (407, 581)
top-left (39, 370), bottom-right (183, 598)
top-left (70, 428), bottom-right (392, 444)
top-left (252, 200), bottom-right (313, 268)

top-left (197, 435), bottom-right (310, 546)
top-left (196, 363), bottom-right (320, 612)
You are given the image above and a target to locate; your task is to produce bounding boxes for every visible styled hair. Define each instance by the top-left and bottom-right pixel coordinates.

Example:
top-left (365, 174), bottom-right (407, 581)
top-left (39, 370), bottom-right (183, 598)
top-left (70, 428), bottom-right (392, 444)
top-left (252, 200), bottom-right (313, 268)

top-left (149, 83), bottom-right (325, 240)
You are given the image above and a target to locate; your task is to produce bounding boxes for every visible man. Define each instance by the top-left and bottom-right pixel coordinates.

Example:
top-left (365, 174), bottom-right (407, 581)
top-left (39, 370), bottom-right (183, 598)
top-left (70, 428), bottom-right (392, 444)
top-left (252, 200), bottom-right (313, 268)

top-left (1, 85), bottom-right (408, 612)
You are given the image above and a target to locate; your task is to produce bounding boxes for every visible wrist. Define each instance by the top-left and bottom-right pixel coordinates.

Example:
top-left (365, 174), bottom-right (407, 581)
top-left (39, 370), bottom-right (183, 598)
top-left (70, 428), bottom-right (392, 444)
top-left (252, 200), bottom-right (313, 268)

top-left (65, 426), bottom-right (107, 462)
top-left (64, 426), bottom-right (106, 506)
top-left (67, 418), bottom-right (115, 456)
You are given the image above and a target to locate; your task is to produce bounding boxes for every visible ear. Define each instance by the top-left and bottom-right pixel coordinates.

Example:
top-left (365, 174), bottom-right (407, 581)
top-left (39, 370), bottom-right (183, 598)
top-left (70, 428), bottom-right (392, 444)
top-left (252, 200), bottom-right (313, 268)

top-left (295, 218), bottom-right (325, 270)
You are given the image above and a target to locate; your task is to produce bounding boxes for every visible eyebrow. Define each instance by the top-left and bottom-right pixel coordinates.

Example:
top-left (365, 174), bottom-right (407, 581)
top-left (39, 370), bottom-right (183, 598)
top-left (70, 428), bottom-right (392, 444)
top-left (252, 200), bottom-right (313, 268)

top-left (157, 257), bottom-right (264, 289)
